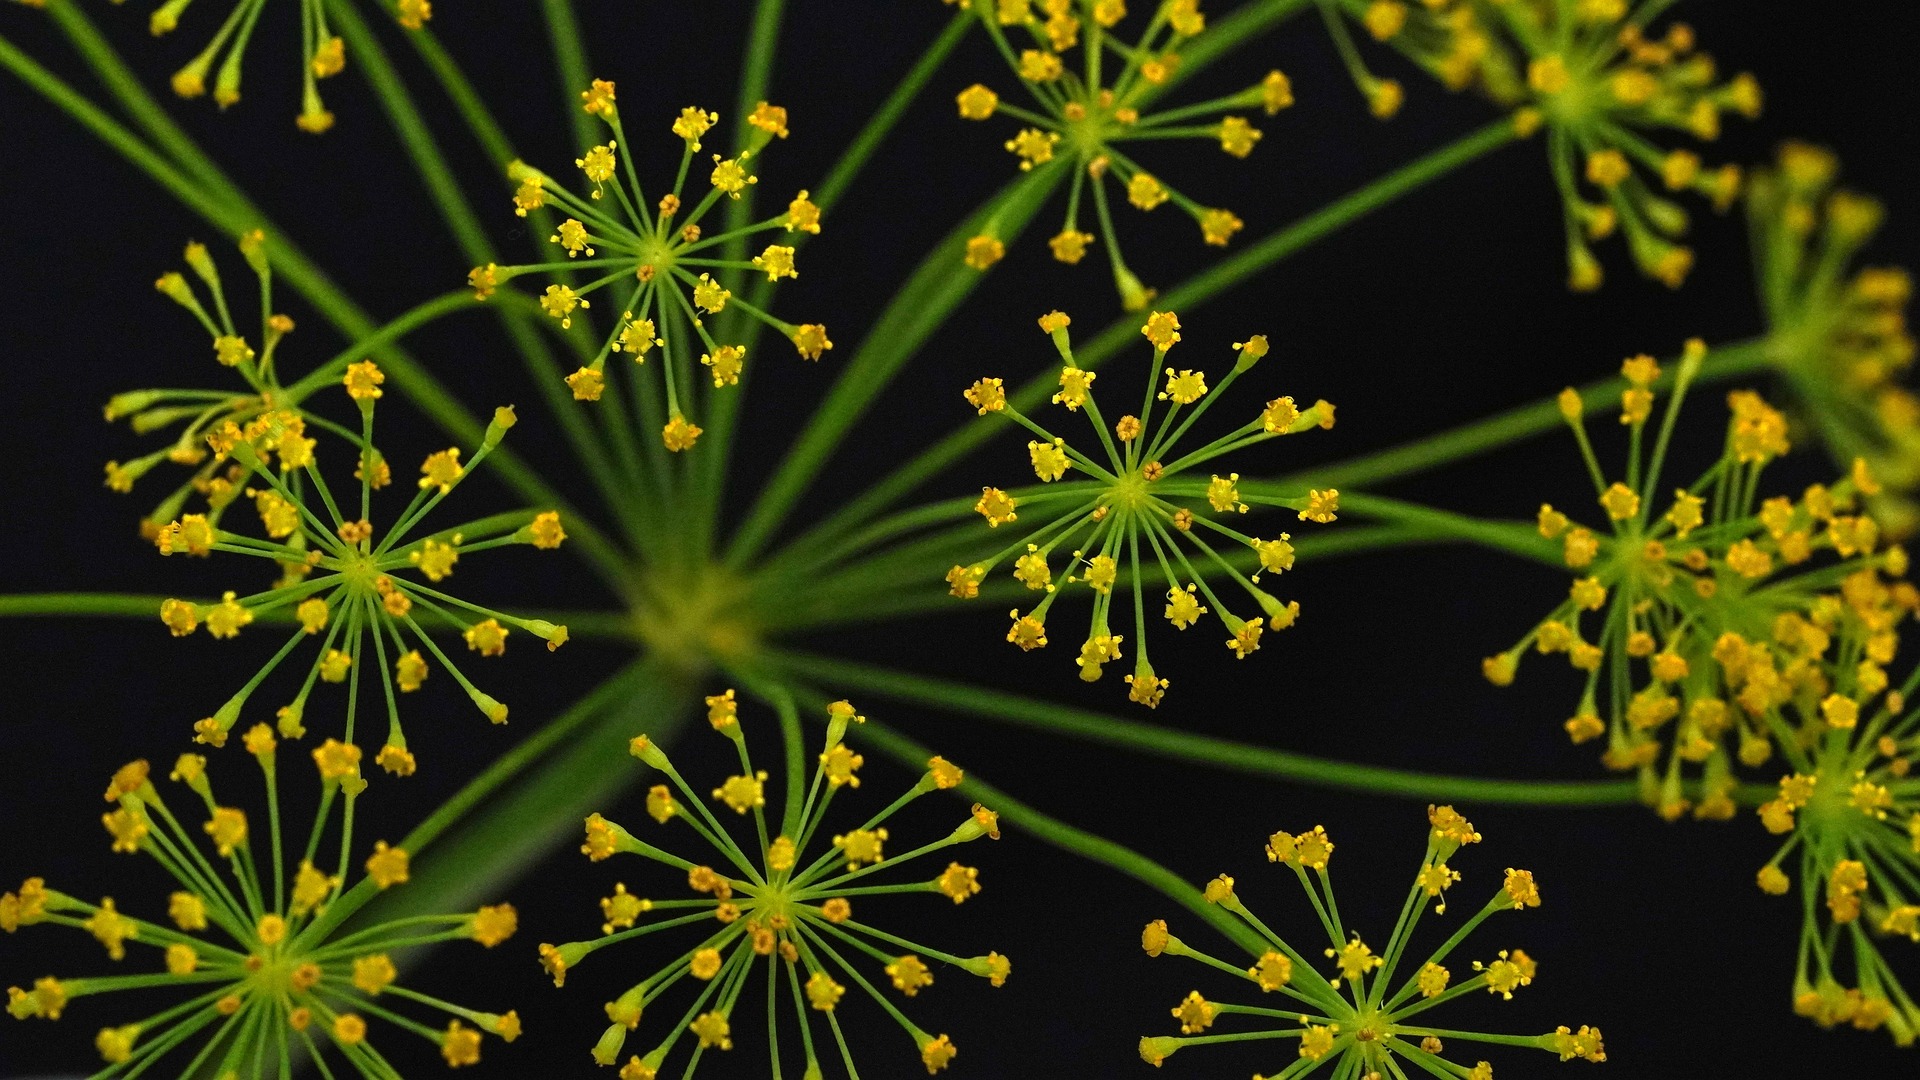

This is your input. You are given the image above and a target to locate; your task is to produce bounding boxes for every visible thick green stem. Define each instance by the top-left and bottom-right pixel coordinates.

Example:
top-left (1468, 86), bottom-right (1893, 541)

top-left (1301, 492), bottom-right (1560, 567)
top-left (764, 651), bottom-right (1642, 806)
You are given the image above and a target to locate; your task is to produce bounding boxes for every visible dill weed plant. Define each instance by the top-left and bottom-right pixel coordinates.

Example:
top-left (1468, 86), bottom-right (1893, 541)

top-left (472, 81), bottom-right (830, 451)
top-left (147, 357), bottom-right (569, 767)
top-left (948, 0), bottom-right (1295, 307)
top-left (953, 308), bottom-right (1334, 706)
top-left (2, 737), bottom-right (521, 1075)
top-left (0, 0), bottom-right (1917, 1074)
top-left (1136, 807), bottom-right (1605, 1077)
top-left (539, 694), bottom-right (1006, 1077)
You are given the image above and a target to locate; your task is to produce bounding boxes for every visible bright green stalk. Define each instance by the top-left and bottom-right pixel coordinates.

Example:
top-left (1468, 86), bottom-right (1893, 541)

top-left (541, 0), bottom-right (598, 152)
top-left (0, 22), bottom-right (631, 590)
top-left (1268, 337), bottom-right (1771, 491)
top-left (778, 118), bottom-right (1525, 571)
top-left (725, 165), bottom-right (1065, 569)
top-left (1296, 492), bottom-right (1560, 567)
top-left (762, 650), bottom-right (1645, 807)
top-left (693, 0), bottom-right (789, 563)
top-left (840, 712), bottom-right (1269, 957)
top-left (337, 659), bottom-right (690, 931)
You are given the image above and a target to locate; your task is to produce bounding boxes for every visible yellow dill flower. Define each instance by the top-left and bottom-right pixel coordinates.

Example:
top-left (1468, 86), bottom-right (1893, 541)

top-left (542, 693), bottom-right (1006, 1077)
top-left (107, 234), bottom-right (327, 538)
top-left (1485, 346), bottom-right (1908, 817)
top-left (1139, 809), bottom-right (1601, 1074)
top-left (1321, 1), bottom-right (1754, 287)
top-left (149, 372), bottom-right (564, 757)
top-left (1748, 143), bottom-right (1920, 536)
top-left (957, 312), bottom-right (1331, 705)
top-left (950, 1), bottom-right (1291, 306)
top-left (0, 751), bottom-right (519, 1071)
top-left (482, 88), bottom-right (827, 448)
top-left (1749, 682), bottom-right (1920, 1042)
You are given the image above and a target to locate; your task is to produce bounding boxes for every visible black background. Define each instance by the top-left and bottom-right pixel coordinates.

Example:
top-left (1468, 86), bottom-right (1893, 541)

top-left (1, 2), bottom-right (1917, 1077)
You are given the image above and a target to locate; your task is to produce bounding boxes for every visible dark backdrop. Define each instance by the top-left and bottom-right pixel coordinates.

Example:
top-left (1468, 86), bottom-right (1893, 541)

top-left (1, 2), bottom-right (1915, 1077)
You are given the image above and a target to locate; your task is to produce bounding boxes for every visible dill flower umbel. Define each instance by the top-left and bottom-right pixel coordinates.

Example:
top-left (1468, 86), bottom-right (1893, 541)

top-left (106, 233), bottom-right (313, 538)
top-left (541, 695), bottom-right (1006, 1077)
top-left (148, 360), bottom-right (568, 766)
top-left (952, 0), bottom-right (1292, 308)
top-left (1321, 0), bottom-right (1754, 289)
top-left (1484, 343), bottom-right (1912, 818)
top-left (1750, 677), bottom-right (1920, 1044)
top-left (954, 310), bottom-right (1334, 707)
top-left (1749, 141), bottom-right (1920, 535)
top-left (1, 743), bottom-right (521, 1074)
top-left (472, 83), bottom-right (828, 450)
top-left (1137, 806), bottom-right (1605, 1076)
top-left (136, 0), bottom-right (431, 131)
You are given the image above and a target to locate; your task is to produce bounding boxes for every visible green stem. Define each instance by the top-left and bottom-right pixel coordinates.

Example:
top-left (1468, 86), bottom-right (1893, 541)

top-left (724, 165), bottom-right (1064, 569)
top-left (1271, 338), bottom-right (1772, 491)
top-left (763, 650), bottom-right (1642, 807)
top-left (1303, 492), bottom-right (1560, 567)
top-left (839, 712), bottom-right (1270, 957)
top-left (540, 0), bottom-right (598, 152)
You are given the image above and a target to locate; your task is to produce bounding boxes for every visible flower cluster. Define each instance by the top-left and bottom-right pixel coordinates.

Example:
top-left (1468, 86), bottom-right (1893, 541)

top-left (1322, 0), bottom-right (1757, 289)
top-left (1484, 343), bottom-right (1913, 818)
top-left (140, 0), bottom-right (433, 131)
top-left (1137, 806), bottom-right (1605, 1076)
top-left (106, 233), bottom-right (308, 538)
top-left (472, 82), bottom-right (829, 450)
top-left (950, 0), bottom-right (1293, 308)
top-left (1750, 677), bottom-right (1920, 1044)
top-left (148, 359), bottom-right (568, 767)
top-left (2, 743), bottom-right (519, 1074)
top-left (539, 694), bottom-right (1006, 1077)
top-left (954, 309), bottom-right (1335, 707)
top-left (1749, 141), bottom-right (1920, 535)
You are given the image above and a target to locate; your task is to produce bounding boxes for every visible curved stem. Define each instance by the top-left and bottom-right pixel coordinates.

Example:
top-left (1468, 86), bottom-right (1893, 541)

top-left (762, 649), bottom-right (1643, 807)
top-left (802, 698), bottom-right (1270, 958)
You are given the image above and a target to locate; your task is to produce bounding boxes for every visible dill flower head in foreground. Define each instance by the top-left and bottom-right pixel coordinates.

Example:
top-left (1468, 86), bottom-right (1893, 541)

top-left (1484, 343), bottom-right (1913, 819)
top-left (540, 694), bottom-right (1006, 1077)
top-left (1749, 141), bottom-right (1920, 535)
top-left (950, 0), bottom-right (1292, 308)
top-left (106, 232), bottom-right (312, 537)
top-left (1750, 672), bottom-right (1920, 1044)
top-left (132, 0), bottom-right (432, 131)
top-left (149, 359), bottom-right (569, 766)
top-left (1137, 806), bottom-right (1605, 1076)
top-left (1, 739), bottom-right (520, 1074)
top-left (953, 309), bottom-right (1334, 707)
top-left (472, 82), bottom-right (829, 450)
top-left (1325, 0), bottom-right (1755, 289)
